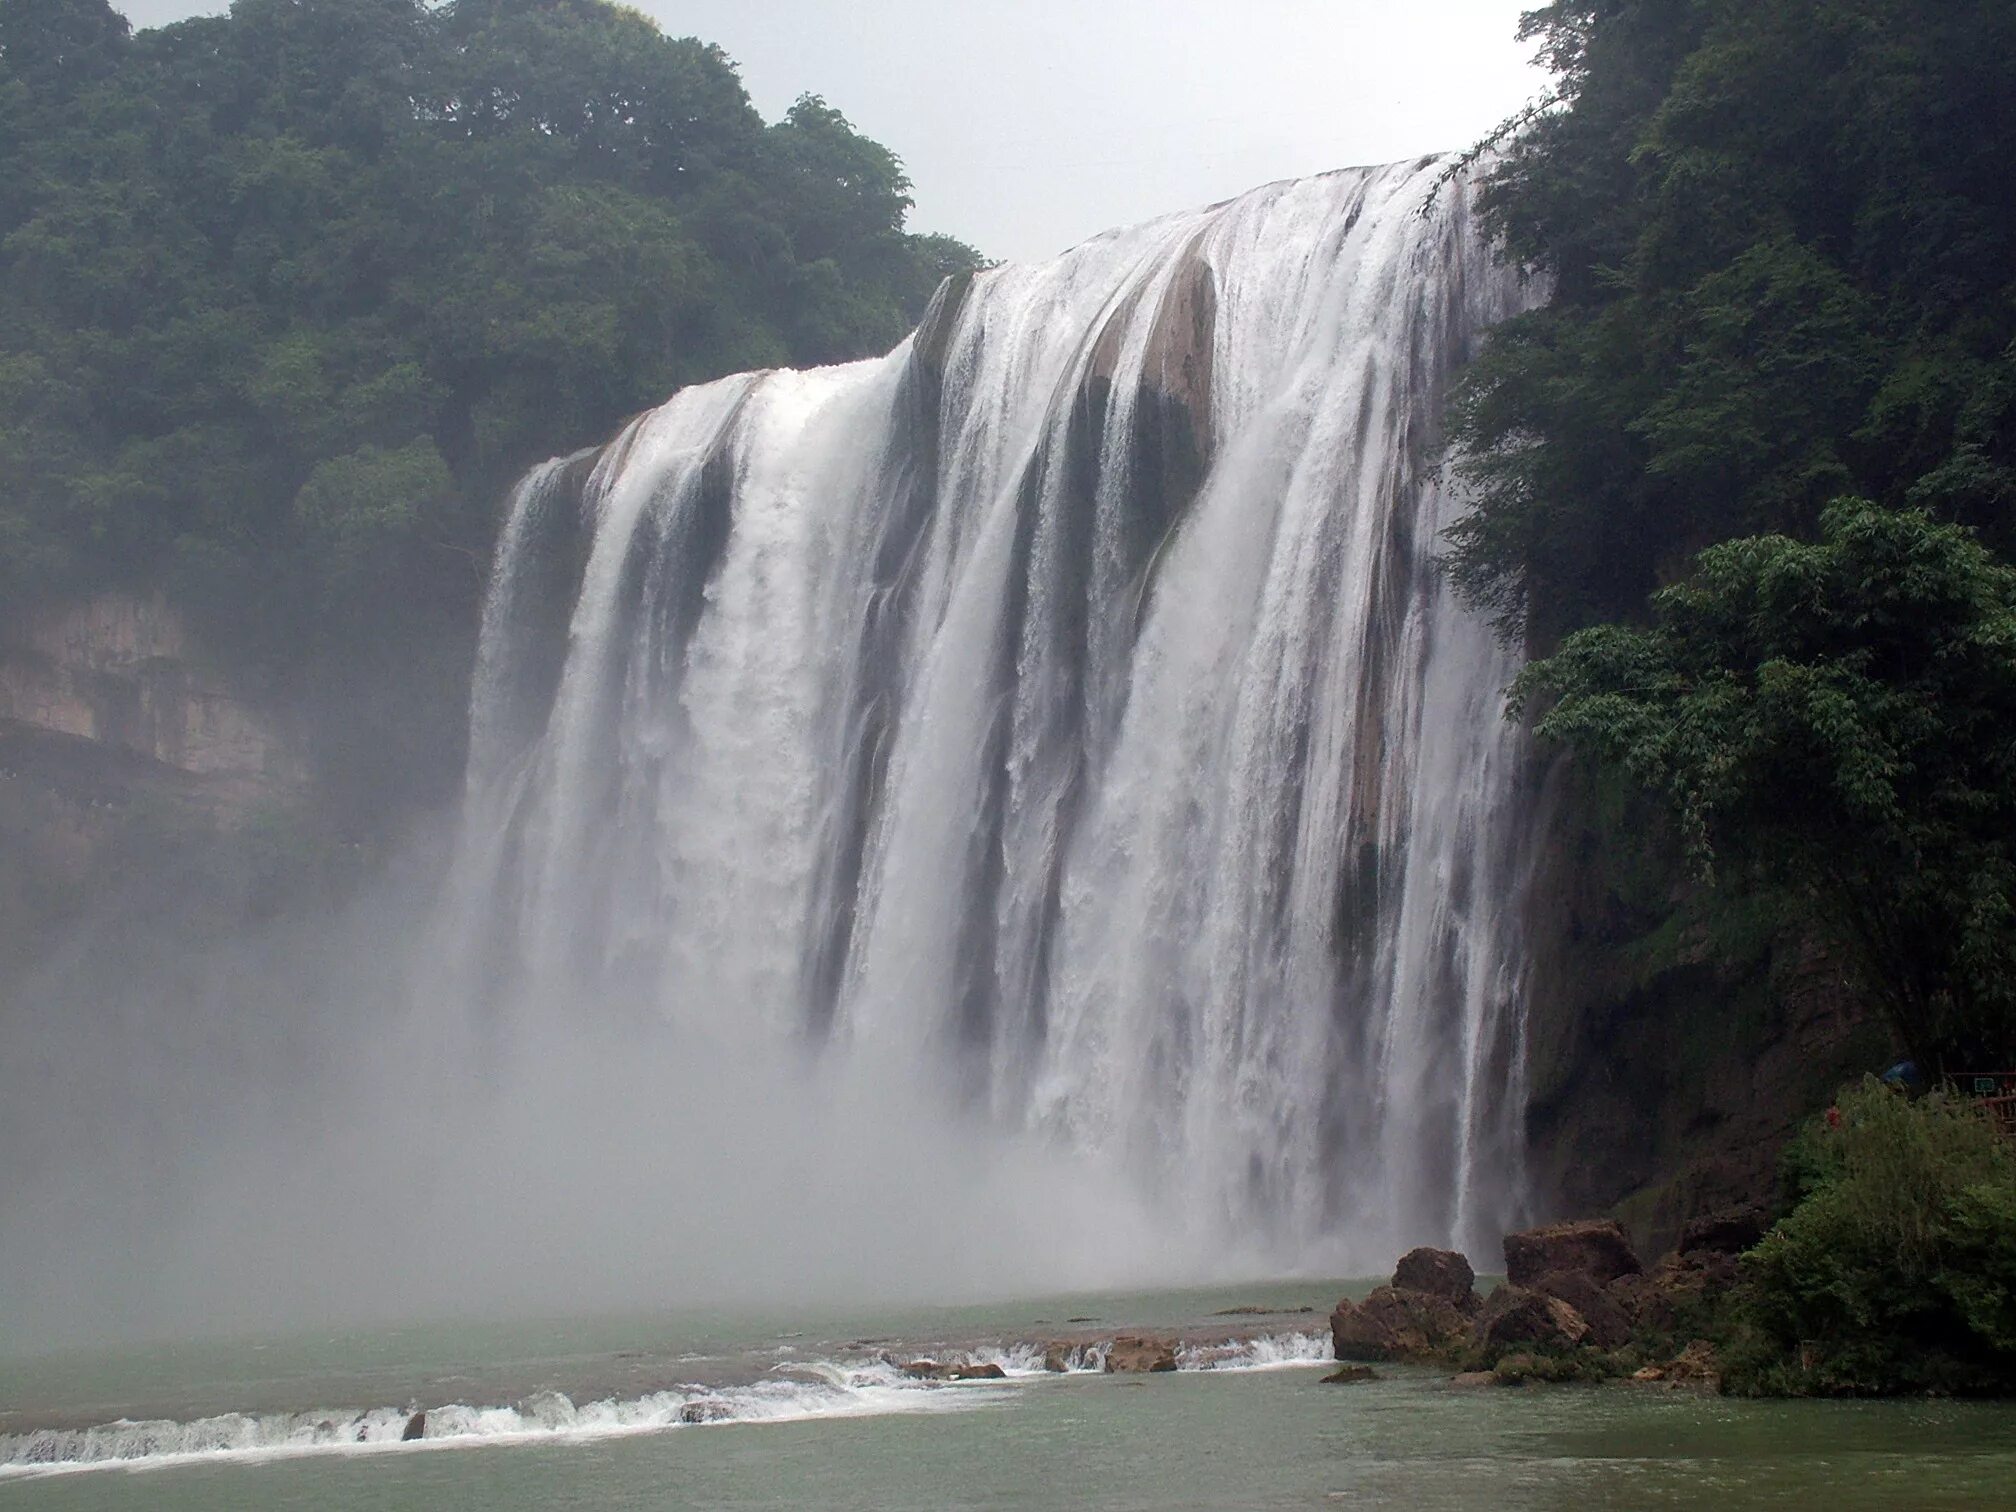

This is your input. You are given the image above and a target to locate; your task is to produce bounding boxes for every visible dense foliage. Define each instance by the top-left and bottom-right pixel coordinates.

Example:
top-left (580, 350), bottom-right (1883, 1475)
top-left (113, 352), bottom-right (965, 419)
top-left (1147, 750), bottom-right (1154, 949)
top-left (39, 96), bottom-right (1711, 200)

top-left (1726, 1081), bottom-right (2016, 1396)
top-left (0, 0), bottom-right (978, 816)
top-left (1515, 502), bottom-right (2016, 1069)
top-left (1454, 0), bottom-right (2016, 1068)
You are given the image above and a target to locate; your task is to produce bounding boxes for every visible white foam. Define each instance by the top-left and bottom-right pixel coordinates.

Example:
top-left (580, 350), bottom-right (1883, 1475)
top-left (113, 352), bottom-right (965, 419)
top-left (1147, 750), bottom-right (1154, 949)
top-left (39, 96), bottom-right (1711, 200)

top-left (0, 1359), bottom-right (1000, 1480)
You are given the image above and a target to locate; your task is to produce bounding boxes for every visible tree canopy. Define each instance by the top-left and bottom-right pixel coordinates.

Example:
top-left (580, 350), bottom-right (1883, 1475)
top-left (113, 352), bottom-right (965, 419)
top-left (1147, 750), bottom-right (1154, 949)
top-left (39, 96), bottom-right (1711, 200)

top-left (0, 0), bottom-right (980, 816)
top-left (1452, 0), bottom-right (2016, 1067)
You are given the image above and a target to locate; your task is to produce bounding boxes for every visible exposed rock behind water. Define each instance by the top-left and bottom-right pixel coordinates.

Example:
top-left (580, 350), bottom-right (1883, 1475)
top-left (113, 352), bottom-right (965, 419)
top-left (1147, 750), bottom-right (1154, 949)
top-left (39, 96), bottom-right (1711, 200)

top-left (1330, 1287), bottom-right (1471, 1362)
top-left (1392, 1247), bottom-right (1478, 1310)
top-left (1476, 1286), bottom-right (1591, 1353)
top-left (1529, 1269), bottom-right (1635, 1350)
top-left (1504, 1220), bottom-right (1641, 1287)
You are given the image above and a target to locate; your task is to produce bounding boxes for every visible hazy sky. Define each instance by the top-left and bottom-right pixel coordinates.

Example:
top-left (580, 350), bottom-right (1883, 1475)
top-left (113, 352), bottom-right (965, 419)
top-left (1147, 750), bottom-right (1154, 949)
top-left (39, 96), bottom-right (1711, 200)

top-left (115, 1), bottom-right (1546, 264)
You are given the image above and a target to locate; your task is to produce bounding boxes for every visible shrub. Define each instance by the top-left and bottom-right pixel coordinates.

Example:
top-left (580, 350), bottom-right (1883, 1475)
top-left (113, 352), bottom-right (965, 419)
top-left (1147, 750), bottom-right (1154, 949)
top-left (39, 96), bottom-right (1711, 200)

top-left (1726, 1080), bottom-right (2016, 1394)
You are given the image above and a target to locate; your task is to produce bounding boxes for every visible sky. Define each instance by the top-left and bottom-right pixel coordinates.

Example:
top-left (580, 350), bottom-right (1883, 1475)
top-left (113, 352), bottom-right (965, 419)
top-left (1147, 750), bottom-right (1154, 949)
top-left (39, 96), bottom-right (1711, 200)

top-left (114, 1), bottom-right (1547, 265)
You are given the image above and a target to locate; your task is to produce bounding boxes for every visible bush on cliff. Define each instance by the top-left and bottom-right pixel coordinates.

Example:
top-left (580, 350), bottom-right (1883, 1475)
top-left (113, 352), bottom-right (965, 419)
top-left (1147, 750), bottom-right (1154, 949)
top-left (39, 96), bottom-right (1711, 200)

top-left (1725, 1080), bottom-right (2016, 1395)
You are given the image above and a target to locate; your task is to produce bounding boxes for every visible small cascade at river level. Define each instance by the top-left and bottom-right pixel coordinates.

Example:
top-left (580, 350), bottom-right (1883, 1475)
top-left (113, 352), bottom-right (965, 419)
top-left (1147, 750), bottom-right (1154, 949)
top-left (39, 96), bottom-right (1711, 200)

top-left (445, 157), bottom-right (1537, 1271)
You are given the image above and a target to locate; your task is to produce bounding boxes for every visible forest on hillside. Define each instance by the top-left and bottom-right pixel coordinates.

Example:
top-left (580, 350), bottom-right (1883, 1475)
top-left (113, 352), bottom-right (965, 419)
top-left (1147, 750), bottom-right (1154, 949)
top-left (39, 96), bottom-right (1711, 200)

top-left (1454, 0), bottom-right (2016, 1075)
top-left (0, 0), bottom-right (979, 814)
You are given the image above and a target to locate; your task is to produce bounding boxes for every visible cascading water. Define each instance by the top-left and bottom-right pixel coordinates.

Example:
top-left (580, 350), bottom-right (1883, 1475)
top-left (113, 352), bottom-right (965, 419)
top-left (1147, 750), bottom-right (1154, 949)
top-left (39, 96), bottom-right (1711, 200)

top-left (445, 157), bottom-right (1536, 1271)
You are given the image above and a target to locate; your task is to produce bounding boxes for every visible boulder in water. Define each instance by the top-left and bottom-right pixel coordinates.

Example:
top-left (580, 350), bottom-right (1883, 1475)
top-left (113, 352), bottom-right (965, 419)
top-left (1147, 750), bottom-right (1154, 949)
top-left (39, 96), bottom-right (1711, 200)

top-left (1330, 1286), bottom-right (1470, 1361)
top-left (1475, 1286), bottom-right (1591, 1354)
top-left (1320, 1365), bottom-right (1380, 1384)
top-left (1392, 1248), bottom-right (1478, 1311)
top-left (1104, 1335), bottom-right (1179, 1373)
top-left (1041, 1341), bottom-right (1076, 1373)
top-left (400, 1410), bottom-right (426, 1442)
top-left (1503, 1220), bottom-right (1641, 1287)
top-left (1529, 1268), bottom-right (1634, 1350)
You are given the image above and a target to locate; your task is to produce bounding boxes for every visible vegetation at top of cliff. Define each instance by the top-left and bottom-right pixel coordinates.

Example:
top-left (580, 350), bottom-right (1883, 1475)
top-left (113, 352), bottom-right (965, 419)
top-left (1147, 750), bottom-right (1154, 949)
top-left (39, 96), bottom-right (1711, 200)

top-left (1724, 1081), bottom-right (2016, 1396)
top-left (0, 0), bottom-right (979, 820)
top-left (1451, 0), bottom-right (2016, 1069)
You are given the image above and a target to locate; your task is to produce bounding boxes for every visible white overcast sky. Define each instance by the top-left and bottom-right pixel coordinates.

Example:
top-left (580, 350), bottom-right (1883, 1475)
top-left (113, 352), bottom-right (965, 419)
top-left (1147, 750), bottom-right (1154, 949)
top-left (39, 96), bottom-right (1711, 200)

top-left (115, 2), bottom-right (1546, 264)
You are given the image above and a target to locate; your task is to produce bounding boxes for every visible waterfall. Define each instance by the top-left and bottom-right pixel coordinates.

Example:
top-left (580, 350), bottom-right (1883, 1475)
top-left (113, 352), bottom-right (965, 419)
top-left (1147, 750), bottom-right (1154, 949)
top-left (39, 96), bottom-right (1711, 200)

top-left (446, 158), bottom-right (1536, 1270)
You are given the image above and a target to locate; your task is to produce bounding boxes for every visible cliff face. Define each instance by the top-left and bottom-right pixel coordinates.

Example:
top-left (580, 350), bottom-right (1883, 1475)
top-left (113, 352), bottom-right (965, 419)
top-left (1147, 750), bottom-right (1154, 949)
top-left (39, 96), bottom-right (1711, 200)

top-left (1514, 757), bottom-right (1894, 1257)
top-left (0, 593), bottom-right (310, 971)
top-left (0, 593), bottom-right (306, 798)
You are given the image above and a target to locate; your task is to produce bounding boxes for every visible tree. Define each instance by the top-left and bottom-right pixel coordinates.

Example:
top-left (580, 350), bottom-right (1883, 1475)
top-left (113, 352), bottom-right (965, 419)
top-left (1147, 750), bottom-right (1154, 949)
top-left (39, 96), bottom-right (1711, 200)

top-left (1448, 0), bottom-right (2016, 643)
top-left (1515, 502), bottom-right (2016, 1069)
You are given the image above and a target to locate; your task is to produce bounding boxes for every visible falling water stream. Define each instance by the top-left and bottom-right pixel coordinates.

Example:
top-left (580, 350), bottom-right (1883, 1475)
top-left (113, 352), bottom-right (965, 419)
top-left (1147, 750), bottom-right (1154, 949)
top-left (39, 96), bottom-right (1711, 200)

top-left (443, 156), bottom-right (1535, 1269)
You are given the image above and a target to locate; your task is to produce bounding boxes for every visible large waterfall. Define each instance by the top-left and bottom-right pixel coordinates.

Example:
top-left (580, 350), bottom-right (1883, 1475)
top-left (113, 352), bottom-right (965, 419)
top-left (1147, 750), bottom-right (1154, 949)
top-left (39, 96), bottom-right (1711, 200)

top-left (444, 157), bottom-right (1535, 1273)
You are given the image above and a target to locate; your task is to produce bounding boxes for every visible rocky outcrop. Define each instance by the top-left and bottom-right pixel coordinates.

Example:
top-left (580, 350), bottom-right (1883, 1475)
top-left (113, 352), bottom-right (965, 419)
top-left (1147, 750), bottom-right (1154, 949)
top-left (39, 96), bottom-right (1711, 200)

top-left (1476, 1286), bottom-right (1591, 1354)
top-left (1330, 1286), bottom-right (1472, 1362)
top-left (1631, 1339), bottom-right (1722, 1391)
top-left (1679, 1205), bottom-right (1769, 1256)
top-left (1504, 1220), bottom-right (1641, 1288)
top-left (1392, 1247), bottom-right (1479, 1311)
top-left (1527, 1269), bottom-right (1634, 1350)
top-left (0, 592), bottom-right (304, 802)
top-left (1517, 757), bottom-right (1888, 1259)
top-left (1104, 1335), bottom-right (1178, 1373)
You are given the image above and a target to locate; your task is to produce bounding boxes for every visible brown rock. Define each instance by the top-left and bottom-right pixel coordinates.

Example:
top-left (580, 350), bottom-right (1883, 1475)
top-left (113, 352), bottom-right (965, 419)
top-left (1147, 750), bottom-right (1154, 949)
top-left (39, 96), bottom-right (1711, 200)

top-left (949, 1362), bottom-right (1006, 1381)
top-left (1476, 1285), bottom-right (1590, 1353)
top-left (1503, 1220), bottom-right (1641, 1288)
top-left (1041, 1341), bottom-right (1076, 1373)
top-left (1633, 1339), bottom-right (1722, 1391)
top-left (1678, 1205), bottom-right (1769, 1256)
top-left (1321, 1365), bottom-right (1380, 1384)
top-left (1392, 1247), bottom-right (1478, 1311)
top-left (1450, 1371), bottom-right (1498, 1389)
top-left (1330, 1287), bottom-right (1471, 1362)
top-left (1105, 1335), bottom-right (1178, 1373)
top-left (1531, 1268), bottom-right (1634, 1350)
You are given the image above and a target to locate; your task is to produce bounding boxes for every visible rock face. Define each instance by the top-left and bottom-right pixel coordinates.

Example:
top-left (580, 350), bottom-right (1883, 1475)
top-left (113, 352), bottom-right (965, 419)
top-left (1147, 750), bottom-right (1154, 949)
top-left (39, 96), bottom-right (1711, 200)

top-left (1392, 1247), bottom-right (1478, 1310)
top-left (1104, 1335), bottom-right (1179, 1373)
top-left (1476, 1286), bottom-right (1591, 1353)
top-left (0, 592), bottom-right (303, 800)
top-left (1503, 1220), bottom-right (1641, 1288)
top-left (1330, 1287), bottom-right (1471, 1362)
top-left (1631, 1339), bottom-right (1722, 1390)
top-left (1678, 1205), bottom-right (1769, 1256)
top-left (1528, 1269), bottom-right (1635, 1350)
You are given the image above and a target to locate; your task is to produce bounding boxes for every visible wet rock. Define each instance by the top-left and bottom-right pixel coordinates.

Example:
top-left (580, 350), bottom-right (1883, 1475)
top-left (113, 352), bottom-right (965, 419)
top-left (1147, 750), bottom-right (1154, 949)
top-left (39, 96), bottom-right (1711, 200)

top-left (949, 1362), bottom-right (1006, 1381)
top-left (1321, 1365), bottom-right (1380, 1384)
top-left (1105, 1335), bottom-right (1179, 1373)
top-left (1476, 1285), bottom-right (1590, 1354)
top-left (401, 1410), bottom-right (426, 1442)
top-left (899, 1359), bottom-right (952, 1380)
top-left (678, 1400), bottom-right (734, 1423)
top-left (1450, 1371), bottom-right (1498, 1389)
top-left (1678, 1205), bottom-right (1769, 1256)
top-left (1530, 1268), bottom-right (1634, 1350)
top-left (1330, 1286), bottom-right (1471, 1362)
top-left (1041, 1341), bottom-right (1076, 1373)
top-left (1503, 1220), bottom-right (1641, 1288)
top-left (1392, 1247), bottom-right (1478, 1311)
top-left (1631, 1339), bottom-right (1722, 1391)
top-left (1609, 1250), bottom-right (1737, 1337)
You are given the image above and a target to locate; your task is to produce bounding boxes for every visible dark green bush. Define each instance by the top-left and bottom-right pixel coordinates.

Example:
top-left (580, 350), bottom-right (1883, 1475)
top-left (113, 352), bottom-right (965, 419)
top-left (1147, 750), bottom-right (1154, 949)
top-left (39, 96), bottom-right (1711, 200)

top-left (1726, 1080), bottom-right (2016, 1395)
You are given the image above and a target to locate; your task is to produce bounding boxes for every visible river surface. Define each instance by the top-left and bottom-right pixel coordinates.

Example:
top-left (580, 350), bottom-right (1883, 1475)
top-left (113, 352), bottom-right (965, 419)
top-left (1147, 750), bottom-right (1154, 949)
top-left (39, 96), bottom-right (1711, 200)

top-left (5, 1281), bottom-right (2014, 1509)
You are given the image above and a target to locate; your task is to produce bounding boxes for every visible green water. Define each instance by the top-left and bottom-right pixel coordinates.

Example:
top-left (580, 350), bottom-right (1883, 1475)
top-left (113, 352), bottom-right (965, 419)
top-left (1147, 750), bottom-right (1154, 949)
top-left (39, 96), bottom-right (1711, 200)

top-left (5, 1283), bottom-right (2014, 1510)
